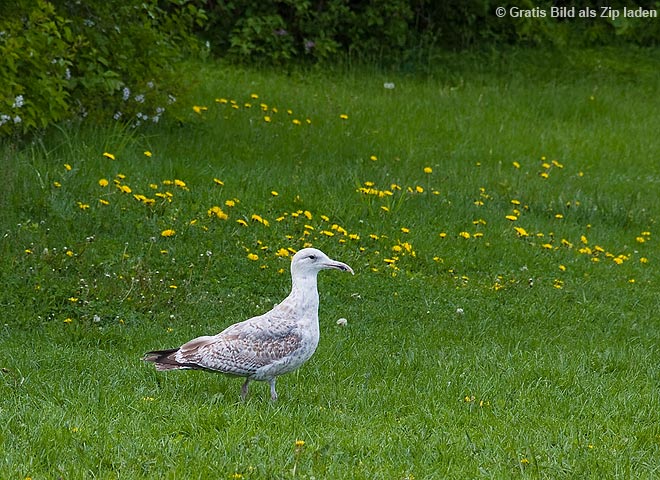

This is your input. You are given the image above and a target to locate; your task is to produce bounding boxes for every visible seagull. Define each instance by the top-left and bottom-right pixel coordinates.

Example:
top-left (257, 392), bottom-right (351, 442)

top-left (143, 248), bottom-right (354, 401)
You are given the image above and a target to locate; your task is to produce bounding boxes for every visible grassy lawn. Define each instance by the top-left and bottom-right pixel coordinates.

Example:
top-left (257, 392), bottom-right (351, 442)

top-left (1, 47), bottom-right (659, 478)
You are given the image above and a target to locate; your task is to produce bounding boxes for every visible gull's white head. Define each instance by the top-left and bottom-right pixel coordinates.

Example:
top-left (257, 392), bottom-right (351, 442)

top-left (291, 248), bottom-right (354, 277)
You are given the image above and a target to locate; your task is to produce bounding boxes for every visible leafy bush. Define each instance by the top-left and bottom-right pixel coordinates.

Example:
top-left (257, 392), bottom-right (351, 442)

top-left (197, 0), bottom-right (659, 65)
top-left (0, 0), bottom-right (206, 138)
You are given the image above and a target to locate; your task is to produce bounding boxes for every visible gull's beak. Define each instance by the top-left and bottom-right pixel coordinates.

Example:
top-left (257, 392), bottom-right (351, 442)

top-left (324, 260), bottom-right (354, 275)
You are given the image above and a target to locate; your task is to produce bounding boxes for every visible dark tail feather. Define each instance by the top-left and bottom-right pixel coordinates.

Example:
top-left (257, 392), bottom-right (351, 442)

top-left (143, 348), bottom-right (199, 371)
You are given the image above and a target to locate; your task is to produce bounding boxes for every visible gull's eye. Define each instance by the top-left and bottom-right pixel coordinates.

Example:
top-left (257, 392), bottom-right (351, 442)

top-left (308, 254), bottom-right (317, 260)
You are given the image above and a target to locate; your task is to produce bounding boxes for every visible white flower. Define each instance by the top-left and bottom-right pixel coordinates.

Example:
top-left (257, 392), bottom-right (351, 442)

top-left (12, 95), bottom-right (24, 108)
top-left (336, 317), bottom-right (348, 326)
top-left (384, 82), bottom-right (395, 90)
top-left (456, 308), bottom-right (464, 315)
top-left (122, 87), bottom-right (131, 101)
top-left (135, 94), bottom-right (145, 103)
top-left (13, 115), bottom-right (22, 124)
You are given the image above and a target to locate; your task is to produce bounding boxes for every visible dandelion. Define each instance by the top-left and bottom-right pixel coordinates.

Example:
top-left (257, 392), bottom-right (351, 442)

top-left (271, 191), bottom-right (279, 196)
top-left (99, 199), bottom-right (110, 206)
top-left (439, 232), bottom-right (447, 238)
top-left (339, 114), bottom-right (348, 120)
top-left (64, 317), bottom-right (73, 324)
top-left (292, 119), bottom-right (301, 126)
top-left (98, 178), bottom-right (109, 187)
top-left (555, 214), bottom-right (564, 219)
top-left (207, 206), bottom-right (228, 220)
top-left (401, 227), bottom-right (410, 233)
top-left (237, 219), bottom-right (248, 227)
top-left (247, 253), bottom-right (259, 261)
top-left (370, 155), bottom-right (378, 161)
top-left (192, 105), bottom-right (208, 114)
top-left (514, 226), bottom-right (528, 237)
top-left (559, 264), bottom-right (567, 271)
top-left (423, 166), bottom-right (433, 174)
top-left (144, 151), bottom-right (152, 157)
top-left (513, 161), bottom-right (521, 168)
top-left (64, 163), bottom-right (72, 171)
top-left (459, 231), bottom-right (471, 239)
top-left (161, 229), bottom-right (176, 237)
top-left (53, 181), bottom-right (62, 188)
top-left (77, 202), bottom-right (90, 210)
top-left (264, 116), bottom-right (271, 123)
top-left (640, 257), bottom-right (649, 264)
top-left (213, 178), bottom-right (224, 186)
top-left (505, 215), bottom-right (518, 221)
top-left (103, 152), bottom-right (116, 160)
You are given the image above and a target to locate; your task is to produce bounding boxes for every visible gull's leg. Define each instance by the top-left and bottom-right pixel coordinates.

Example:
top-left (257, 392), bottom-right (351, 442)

top-left (269, 378), bottom-right (278, 401)
top-left (241, 378), bottom-right (250, 401)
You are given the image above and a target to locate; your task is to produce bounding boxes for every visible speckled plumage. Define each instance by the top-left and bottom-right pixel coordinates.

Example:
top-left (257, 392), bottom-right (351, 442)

top-left (143, 248), bottom-right (353, 400)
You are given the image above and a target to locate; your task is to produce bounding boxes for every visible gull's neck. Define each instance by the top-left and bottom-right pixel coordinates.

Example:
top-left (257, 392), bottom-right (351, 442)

top-left (288, 271), bottom-right (320, 314)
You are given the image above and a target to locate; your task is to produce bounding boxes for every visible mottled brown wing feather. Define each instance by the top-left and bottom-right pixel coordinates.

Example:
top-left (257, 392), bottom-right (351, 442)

top-left (174, 315), bottom-right (303, 376)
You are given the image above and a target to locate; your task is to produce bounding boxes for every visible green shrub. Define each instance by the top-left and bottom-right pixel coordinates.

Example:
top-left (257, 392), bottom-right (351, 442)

top-left (197, 0), bottom-right (659, 65)
top-left (0, 0), bottom-right (206, 138)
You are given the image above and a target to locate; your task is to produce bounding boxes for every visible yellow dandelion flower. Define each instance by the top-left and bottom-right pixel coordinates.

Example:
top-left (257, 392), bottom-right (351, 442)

top-left (64, 317), bottom-right (73, 324)
top-left (247, 253), bottom-right (259, 261)
top-left (98, 178), bottom-right (109, 187)
top-left (251, 93), bottom-right (259, 99)
top-left (207, 206), bottom-right (228, 220)
top-left (505, 215), bottom-right (518, 221)
top-left (339, 114), bottom-right (348, 120)
top-left (275, 248), bottom-right (290, 257)
top-left (192, 105), bottom-right (208, 114)
top-left (401, 227), bottom-right (410, 233)
top-left (640, 257), bottom-right (649, 264)
top-left (161, 229), bottom-right (176, 237)
top-left (381, 206), bottom-right (390, 212)
top-left (64, 163), bottom-right (72, 171)
top-left (559, 264), bottom-right (567, 271)
top-left (513, 161), bottom-right (521, 168)
top-left (370, 155), bottom-right (378, 161)
top-left (459, 231), bottom-right (471, 239)
top-left (510, 199), bottom-right (521, 205)
top-left (541, 243), bottom-right (553, 249)
top-left (439, 232), bottom-right (447, 238)
top-left (99, 199), bottom-right (110, 205)
top-left (423, 166), bottom-right (432, 174)
top-left (514, 227), bottom-right (528, 237)
top-left (264, 116), bottom-right (271, 123)
top-left (103, 152), bottom-right (115, 160)
top-left (295, 440), bottom-right (305, 448)
top-left (144, 151), bottom-right (152, 157)
top-left (236, 219), bottom-right (248, 227)
top-left (555, 214), bottom-right (564, 219)
top-left (292, 119), bottom-right (301, 125)
top-left (540, 172), bottom-right (549, 179)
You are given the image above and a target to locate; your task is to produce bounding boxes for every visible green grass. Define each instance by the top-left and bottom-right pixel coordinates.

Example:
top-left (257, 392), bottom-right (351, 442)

top-left (1, 47), bottom-right (660, 478)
